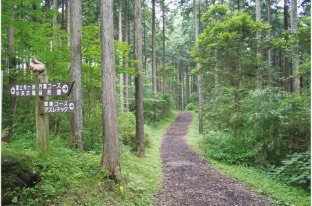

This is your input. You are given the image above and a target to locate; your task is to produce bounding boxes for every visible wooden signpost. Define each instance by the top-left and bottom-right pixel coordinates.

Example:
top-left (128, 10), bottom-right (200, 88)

top-left (9, 73), bottom-right (75, 155)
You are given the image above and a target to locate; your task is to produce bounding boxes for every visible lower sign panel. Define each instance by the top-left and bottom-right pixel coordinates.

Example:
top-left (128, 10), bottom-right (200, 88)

top-left (40, 100), bottom-right (77, 114)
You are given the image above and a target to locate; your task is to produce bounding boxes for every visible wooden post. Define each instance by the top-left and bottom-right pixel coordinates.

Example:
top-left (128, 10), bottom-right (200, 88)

top-left (36, 74), bottom-right (50, 155)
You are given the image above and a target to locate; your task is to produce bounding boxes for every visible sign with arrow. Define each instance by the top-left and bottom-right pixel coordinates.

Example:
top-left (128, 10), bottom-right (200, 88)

top-left (9, 82), bottom-right (74, 97)
top-left (40, 100), bottom-right (77, 114)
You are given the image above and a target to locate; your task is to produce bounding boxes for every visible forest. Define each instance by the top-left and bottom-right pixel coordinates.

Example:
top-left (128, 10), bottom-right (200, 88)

top-left (1, 0), bottom-right (310, 205)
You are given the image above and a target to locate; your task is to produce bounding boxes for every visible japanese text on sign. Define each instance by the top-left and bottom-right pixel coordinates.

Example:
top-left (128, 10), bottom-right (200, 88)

top-left (9, 82), bottom-right (74, 97)
top-left (40, 100), bottom-right (76, 114)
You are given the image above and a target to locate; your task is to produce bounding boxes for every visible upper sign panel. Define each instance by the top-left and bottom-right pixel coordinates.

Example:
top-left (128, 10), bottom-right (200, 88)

top-left (9, 82), bottom-right (74, 97)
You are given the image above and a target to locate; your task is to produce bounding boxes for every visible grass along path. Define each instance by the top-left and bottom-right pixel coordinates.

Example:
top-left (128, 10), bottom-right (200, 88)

top-left (2, 112), bottom-right (177, 206)
top-left (187, 113), bottom-right (310, 206)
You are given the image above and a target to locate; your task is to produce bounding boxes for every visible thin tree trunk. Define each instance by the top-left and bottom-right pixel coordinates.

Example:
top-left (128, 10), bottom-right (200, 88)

top-left (119, 0), bottom-right (124, 113)
top-left (61, 0), bottom-right (65, 30)
top-left (284, 0), bottom-right (291, 92)
top-left (186, 66), bottom-right (190, 104)
top-left (7, 16), bottom-right (17, 142)
top-left (152, 0), bottom-right (157, 94)
top-left (32, 4), bottom-right (38, 22)
top-left (143, 0), bottom-right (147, 75)
top-left (67, 0), bottom-right (71, 44)
top-left (53, 0), bottom-right (58, 27)
top-left (178, 64), bottom-right (181, 109)
top-left (194, 0), bottom-right (203, 134)
top-left (267, 0), bottom-right (272, 65)
top-left (134, 0), bottom-right (145, 157)
top-left (290, 0), bottom-right (300, 95)
top-left (52, 0), bottom-right (58, 50)
top-left (70, 0), bottom-right (83, 150)
top-left (124, 0), bottom-right (130, 112)
top-left (152, 0), bottom-right (157, 121)
top-left (162, 0), bottom-right (167, 93)
top-left (181, 62), bottom-right (184, 111)
top-left (100, 0), bottom-right (121, 179)
top-left (256, 0), bottom-right (262, 87)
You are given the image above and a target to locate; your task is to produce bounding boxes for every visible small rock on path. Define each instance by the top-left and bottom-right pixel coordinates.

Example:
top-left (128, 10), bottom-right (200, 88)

top-left (154, 112), bottom-right (271, 206)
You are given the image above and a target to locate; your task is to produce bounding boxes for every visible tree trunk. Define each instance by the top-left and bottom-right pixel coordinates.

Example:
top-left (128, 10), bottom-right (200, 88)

top-left (7, 16), bottom-right (17, 142)
top-left (267, 0), bottom-right (272, 65)
top-left (134, 0), bottom-right (145, 157)
top-left (152, 0), bottom-right (157, 121)
top-left (52, 0), bottom-right (58, 51)
top-left (284, 0), bottom-right (291, 92)
top-left (290, 0), bottom-right (300, 95)
top-left (70, 0), bottom-right (83, 150)
top-left (119, 0), bottom-right (124, 113)
top-left (61, 0), bottom-right (65, 30)
top-left (143, 0), bottom-right (147, 75)
top-left (185, 66), bottom-right (190, 104)
top-left (162, 0), bottom-right (167, 93)
top-left (53, 0), bottom-right (58, 28)
top-left (152, 0), bottom-right (157, 95)
top-left (256, 0), bottom-right (262, 87)
top-left (181, 62), bottom-right (184, 111)
top-left (67, 0), bottom-right (71, 44)
top-left (124, 0), bottom-right (130, 112)
top-left (194, 0), bottom-right (203, 134)
top-left (100, 0), bottom-right (121, 179)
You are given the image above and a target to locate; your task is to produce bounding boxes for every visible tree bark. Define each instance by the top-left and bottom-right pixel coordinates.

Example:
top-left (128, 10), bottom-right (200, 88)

top-left (267, 0), bottom-right (272, 66)
top-left (67, 0), bottom-right (71, 45)
top-left (152, 0), bottom-right (157, 94)
top-left (256, 0), bottom-right (262, 87)
top-left (100, 0), bottom-right (121, 179)
top-left (194, 0), bottom-right (203, 134)
top-left (124, 0), bottom-right (130, 112)
top-left (61, 0), bottom-right (65, 30)
top-left (135, 0), bottom-right (145, 157)
top-left (143, 0), bottom-right (147, 75)
top-left (152, 0), bottom-right (157, 121)
top-left (52, 0), bottom-right (58, 51)
top-left (181, 62), bottom-right (184, 111)
top-left (7, 16), bottom-right (17, 142)
top-left (185, 66), bottom-right (190, 104)
top-left (70, 0), bottom-right (83, 150)
top-left (119, 0), bottom-right (124, 113)
top-left (162, 0), bottom-right (167, 93)
top-left (53, 0), bottom-right (58, 28)
top-left (290, 0), bottom-right (300, 95)
top-left (284, 0), bottom-right (291, 92)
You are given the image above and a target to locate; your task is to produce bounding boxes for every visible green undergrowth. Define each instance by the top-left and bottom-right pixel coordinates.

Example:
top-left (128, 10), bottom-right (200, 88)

top-left (2, 111), bottom-right (177, 206)
top-left (187, 113), bottom-right (310, 206)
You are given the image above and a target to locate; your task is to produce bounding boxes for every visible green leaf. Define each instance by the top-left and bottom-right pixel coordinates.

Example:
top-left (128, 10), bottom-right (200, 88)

top-left (12, 196), bottom-right (18, 203)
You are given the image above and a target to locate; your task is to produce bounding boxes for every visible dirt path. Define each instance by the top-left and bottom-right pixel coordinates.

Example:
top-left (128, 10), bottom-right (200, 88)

top-left (154, 112), bottom-right (271, 206)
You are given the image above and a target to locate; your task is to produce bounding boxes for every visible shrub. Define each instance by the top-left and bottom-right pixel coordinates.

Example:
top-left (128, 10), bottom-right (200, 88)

top-left (203, 130), bottom-right (254, 164)
top-left (203, 88), bottom-right (310, 167)
top-left (271, 151), bottom-right (311, 190)
top-left (185, 103), bottom-right (198, 112)
top-left (118, 112), bottom-right (150, 151)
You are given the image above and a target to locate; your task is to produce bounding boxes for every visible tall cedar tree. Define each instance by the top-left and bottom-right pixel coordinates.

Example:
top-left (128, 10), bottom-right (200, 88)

top-left (100, 0), bottom-right (121, 178)
top-left (135, 0), bottom-right (145, 157)
top-left (152, 0), bottom-right (158, 121)
top-left (291, 0), bottom-right (300, 94)
top-left (70, 0), bottom-right (84, 150)
top-left (194, 0), bottom-right (203, 134)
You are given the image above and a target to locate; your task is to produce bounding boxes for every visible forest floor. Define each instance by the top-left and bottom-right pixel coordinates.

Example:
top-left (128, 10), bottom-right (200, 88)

top-left (154, 112), bottom-right (271, 206)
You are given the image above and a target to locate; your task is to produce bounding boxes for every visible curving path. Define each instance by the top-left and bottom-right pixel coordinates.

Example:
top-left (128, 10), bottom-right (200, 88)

top-left (154, 112), bottom-right (271, 206)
